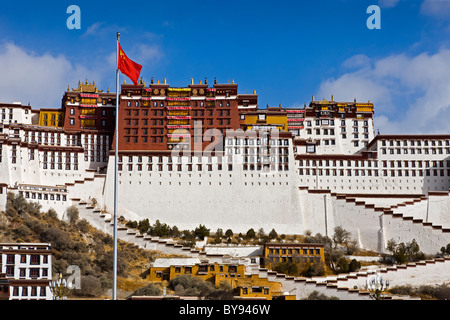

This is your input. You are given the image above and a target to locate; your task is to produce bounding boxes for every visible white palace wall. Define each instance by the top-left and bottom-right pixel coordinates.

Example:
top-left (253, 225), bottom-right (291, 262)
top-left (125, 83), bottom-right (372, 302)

top-left (298, 189), bottom-right (450, 254)
top-left (103, 154), bottom-right (304, 234)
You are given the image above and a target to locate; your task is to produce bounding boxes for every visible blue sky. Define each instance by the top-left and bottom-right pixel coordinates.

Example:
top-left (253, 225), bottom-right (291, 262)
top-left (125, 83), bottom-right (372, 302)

top-left (0, 0), bottom-right (449, 134)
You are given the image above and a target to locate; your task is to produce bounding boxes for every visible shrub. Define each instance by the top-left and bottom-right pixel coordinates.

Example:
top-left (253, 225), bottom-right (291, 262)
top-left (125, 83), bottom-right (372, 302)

top-left (126, 220), bottom-right (138, 229)
top-left (6, 192), bottom-right (41, 216)
top-left (390, 284), bottom-right (450, 300)
top-left (304, 291), bottom-right (339, 300)
top-left (66, 206), bottom-right (79, 224)
top-left (168, 274), bottom-right (214, 297)
top-left (205, 282), bottom-right (234, 300)
top-left (13, 225), bottom-right (33, 241)
top-left (76, 219), bottom-right (90, 233)
top-left (47, 208), bottom-right (58, 219)
top-left (72, 275), bottom-right (104, 297)
top-left (130, 283), bottom-right (162, 297)
top-left (94, 250), bottom-right (127, 276)
top-left (39, 227), bottom-right (72, 251)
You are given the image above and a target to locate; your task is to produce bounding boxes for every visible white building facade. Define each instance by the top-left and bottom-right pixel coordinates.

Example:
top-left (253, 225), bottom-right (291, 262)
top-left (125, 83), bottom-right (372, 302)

top-left (0, 243), bottom-right (53, 300)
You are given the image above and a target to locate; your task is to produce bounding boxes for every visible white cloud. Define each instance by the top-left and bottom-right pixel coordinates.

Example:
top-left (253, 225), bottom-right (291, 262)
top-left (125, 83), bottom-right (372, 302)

top-left (420, 0), bottom-right (450, 19)
top-left (0, 41), bottom-right (165, 108)
top-left (341, 54), bottom-right (372, 70)
top-left (82, 22), bottom-right (126, 38)
top-left (0, 42), bottom-right (103, 108)
top-left (132, 43), bottom-right (163, 65)
top-left (317, 48), bottom-right (450, 134)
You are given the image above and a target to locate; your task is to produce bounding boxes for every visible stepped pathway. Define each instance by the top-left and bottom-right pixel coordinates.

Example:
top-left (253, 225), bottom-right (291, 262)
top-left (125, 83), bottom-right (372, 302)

top-left (72, 198), bottom-right (225, 259)
top-left (331, 192), bottom-right (450, 250)
top-left (256, 257), bottom-right (450, 300)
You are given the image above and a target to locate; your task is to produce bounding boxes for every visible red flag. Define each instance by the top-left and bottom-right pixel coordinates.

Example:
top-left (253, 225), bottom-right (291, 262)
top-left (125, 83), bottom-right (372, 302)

top-left (117, 43), bottom-right (142, 85)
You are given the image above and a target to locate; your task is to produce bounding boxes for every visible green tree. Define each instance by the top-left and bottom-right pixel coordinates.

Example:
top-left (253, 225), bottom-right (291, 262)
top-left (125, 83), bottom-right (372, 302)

top-left (138, 218), bottom-right (150, 234)
top-left (387, 239), bottom-right (425, 264)
top-left (126, 220), bottom-right (138, 229)
top-left (333, 226), bottom-right (351, 248)
top-left (348, 259), bottom-right (361, 272)
top-left (194, 224), bottom-right (210, 240)
top-left (269, 228), bottom-right (278, 240)
top-left (245, 228), bottom-right (256, 240)
top-left (214, 228), bottom-right (223, 244)
top-left (149, 220), bottom-right (171, 237)
top-left (225, 229), bottom-right (234, 240)
top-left (257, 228), bottom-right (265, 239)
top-left (170, 225), bottom-right (180, 238)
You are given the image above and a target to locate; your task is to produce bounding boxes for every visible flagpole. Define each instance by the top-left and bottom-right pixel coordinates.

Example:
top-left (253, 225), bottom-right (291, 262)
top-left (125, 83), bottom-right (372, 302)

top-left (113, 32), bottom-right (120, 301)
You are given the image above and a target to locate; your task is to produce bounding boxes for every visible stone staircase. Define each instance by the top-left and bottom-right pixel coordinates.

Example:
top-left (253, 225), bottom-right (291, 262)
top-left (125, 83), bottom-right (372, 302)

top-left (255, 257), bottom-right (450, 300)
top-left (334, 193), bottom-right (450, 232)
top-left (72, 198), bottom-right (223, 259)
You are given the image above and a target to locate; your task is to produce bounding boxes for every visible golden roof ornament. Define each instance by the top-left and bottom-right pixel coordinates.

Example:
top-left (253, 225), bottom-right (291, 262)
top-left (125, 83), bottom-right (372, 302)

top-left (71, 80), bottom-right (103, 93)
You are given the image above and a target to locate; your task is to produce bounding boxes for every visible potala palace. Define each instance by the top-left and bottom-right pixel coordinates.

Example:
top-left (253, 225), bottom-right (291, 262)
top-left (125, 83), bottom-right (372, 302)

top-left (0, 79), bottom-right (449, 257)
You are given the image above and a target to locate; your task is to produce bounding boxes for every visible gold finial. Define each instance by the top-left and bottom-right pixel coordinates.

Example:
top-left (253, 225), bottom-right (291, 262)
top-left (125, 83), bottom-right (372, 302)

top-left (232, 79), bottom-right (234, 84)
top-left (157, 79), bottom-right (160, 84)
top-left (191, 78), bottom-right (194, 85)
top-left (200, 80), bottom-right (202, 84)
top-left (123, 79), bottom-right (127, 84)
top-left (312, 94), bottom-right (315, 101)
top-left (253, 90), bottom-right (256, 94)
top-left (331, 94), bottom-right (334, 101)
top-left (164, 78), bottom-right (167, 84)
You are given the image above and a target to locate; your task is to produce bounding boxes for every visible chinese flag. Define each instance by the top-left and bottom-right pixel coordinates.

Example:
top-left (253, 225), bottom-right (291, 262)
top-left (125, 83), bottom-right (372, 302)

top-left (117, 43), bottom-right (142, 85)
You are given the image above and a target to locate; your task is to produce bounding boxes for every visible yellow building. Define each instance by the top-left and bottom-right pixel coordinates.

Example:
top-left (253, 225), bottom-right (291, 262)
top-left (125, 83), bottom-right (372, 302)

top-left (147, 258), bottom-right (246, 283)
top-left (38, 109), bottom-right (64, 127)
top-left (147, 258), bottom-right (297, 300)
top-left (226, 273), bottom-right (295, 300)
top-left (263, 243), bottom-right (325, 271)
top-left (240, 107), bottom-right (288, 132)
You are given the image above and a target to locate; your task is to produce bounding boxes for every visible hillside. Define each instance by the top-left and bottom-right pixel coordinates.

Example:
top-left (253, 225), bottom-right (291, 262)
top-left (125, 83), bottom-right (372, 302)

top-left (1, 192), bottom-right (158, 299)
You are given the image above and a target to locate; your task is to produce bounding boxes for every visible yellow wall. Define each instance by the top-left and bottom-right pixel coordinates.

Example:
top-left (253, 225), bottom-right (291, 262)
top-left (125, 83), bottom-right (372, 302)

top-left (147, 262), bottom-right (246, 284)
top-left (263, 244), bottom-right (326, 272)
top-left (147, 263), bottom-right (296, 300)
top-left (244, 113), bottom-right (288, 131)
top-left (38, 111), bottom-right (64, 127)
